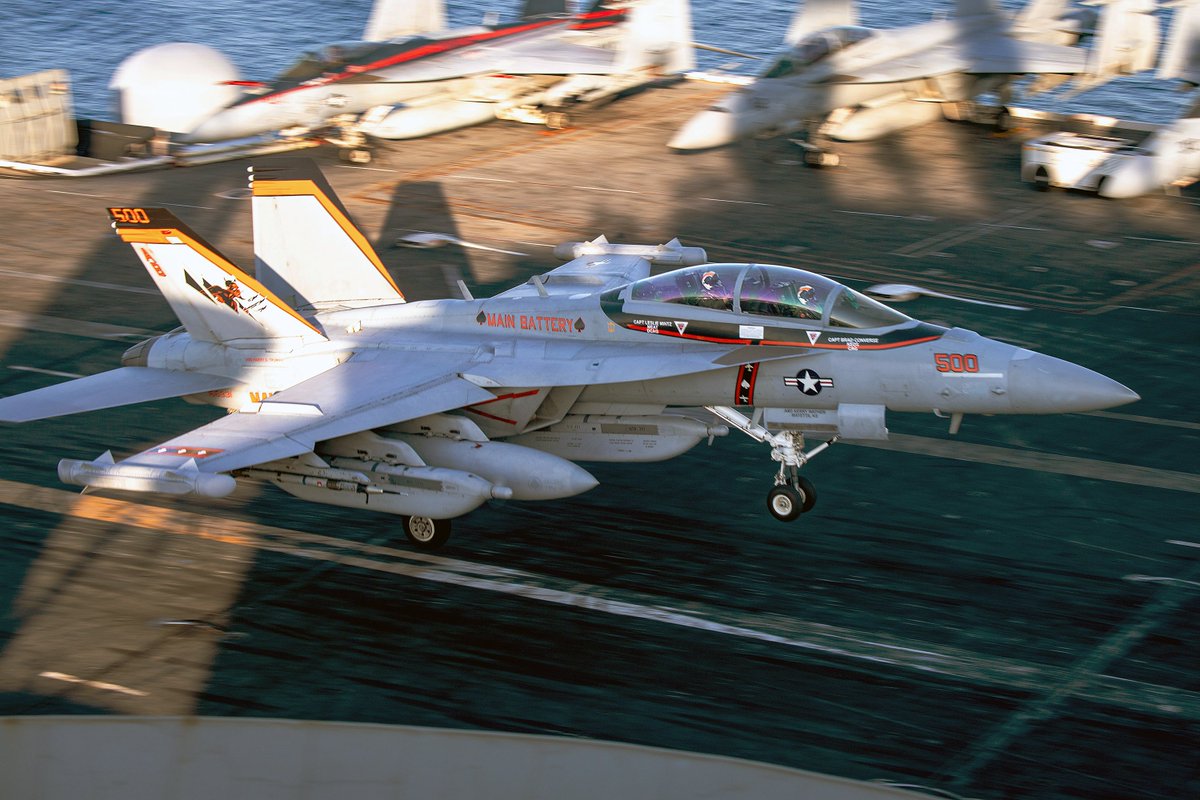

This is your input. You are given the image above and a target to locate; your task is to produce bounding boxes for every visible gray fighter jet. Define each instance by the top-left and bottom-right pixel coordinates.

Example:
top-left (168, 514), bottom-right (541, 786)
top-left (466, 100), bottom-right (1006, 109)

top-left (669, 0), bottom-right (1160, 159)
top-left (0, 161), bottom-right (1137, 548)
top-left (175, 0), bottom-right (692, 149)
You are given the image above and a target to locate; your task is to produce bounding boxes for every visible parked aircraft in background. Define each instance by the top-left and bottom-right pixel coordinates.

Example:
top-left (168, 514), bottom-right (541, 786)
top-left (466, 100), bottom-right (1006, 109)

top-left (669, 0), bottom-right (1161, 161)
top-left (169, 0), bottom-right (692, 155)
top-left (1027, 0), bottom-right (1200, 197)
top-left (0, 161), bottom-right (1138, 549)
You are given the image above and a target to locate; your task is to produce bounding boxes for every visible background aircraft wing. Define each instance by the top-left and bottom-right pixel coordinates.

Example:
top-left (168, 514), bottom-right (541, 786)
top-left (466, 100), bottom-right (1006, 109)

top-left (368, 38), bottom-right (619, 84)
top-left (0, 367), bottom-right (232, 423)
top-left (822, 48), bottom-right (969, 85)
top-left (962, 37), bottom-right (1088, 75)
top-left (116, 351), bottom-right (494, 474)
top-left (364, 0), bottom-right (445, 42)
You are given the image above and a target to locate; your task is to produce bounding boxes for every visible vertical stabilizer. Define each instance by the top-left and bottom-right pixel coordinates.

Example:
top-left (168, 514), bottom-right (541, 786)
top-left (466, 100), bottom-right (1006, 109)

top-left (251, 159), bottom-right (406, 311)
top-left (109, 207), bottom-right (325, 345)
top-left (1159, 0), bottom-right (1200, 83)
top-left (786, 0), bottom-right (858, 47)
top-left (616, 0), bottom-right (695, 73)
top-left (1016, 0), bottom-right (1069, 27)
top-left (364, 0), bottom-right (445, 40)
top-left (1077, 0), bottom-right (1160, 92)
top-left (952, 0), bottom-right (1005, 18)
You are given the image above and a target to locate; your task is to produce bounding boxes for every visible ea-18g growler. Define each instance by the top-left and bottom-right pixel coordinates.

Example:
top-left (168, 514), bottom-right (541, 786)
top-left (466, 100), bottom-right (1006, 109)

top-left (0, 161), bottom-right (1138, 548)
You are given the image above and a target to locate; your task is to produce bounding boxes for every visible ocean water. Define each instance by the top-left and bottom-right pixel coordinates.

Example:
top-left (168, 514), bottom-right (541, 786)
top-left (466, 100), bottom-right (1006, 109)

top-left (0, 0), bottom-right (1188, 124)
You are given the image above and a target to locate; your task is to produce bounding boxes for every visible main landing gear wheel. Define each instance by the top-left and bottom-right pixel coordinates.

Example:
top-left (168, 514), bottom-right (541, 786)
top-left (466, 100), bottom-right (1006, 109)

top-left (402, 515), bottom-right (451, 550)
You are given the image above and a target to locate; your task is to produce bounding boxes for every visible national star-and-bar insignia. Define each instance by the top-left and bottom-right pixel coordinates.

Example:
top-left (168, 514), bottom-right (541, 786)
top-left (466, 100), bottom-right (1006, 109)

top-left (784, 368), bottom-right (834, 396)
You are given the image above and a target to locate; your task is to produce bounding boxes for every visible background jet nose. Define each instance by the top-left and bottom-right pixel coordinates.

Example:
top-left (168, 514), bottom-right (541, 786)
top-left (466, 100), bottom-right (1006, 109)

top-left (668, 110), bottom-right (739, 151)
top-left (1008, 351), bottom-right (1139, 413)
top-left (180, 105), bottom-right (259, 143)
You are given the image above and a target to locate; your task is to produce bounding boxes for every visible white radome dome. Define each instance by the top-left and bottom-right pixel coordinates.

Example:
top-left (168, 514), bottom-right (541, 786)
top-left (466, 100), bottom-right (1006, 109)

top-left (110, 43), bottom-right (242, 134)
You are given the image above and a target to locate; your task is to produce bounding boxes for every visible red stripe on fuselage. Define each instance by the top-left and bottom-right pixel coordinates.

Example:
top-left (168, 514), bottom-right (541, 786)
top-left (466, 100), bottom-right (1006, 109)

top-left (570, 7), bottom-right (626, 30)
top-left (626, 324), bottom-right (942, 350)
top-left (243, 19), bottom-right (568, 106)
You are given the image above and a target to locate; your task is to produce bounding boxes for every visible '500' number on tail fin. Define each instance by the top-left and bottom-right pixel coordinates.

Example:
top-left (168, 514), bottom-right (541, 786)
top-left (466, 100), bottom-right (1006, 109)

top-left (111, 208), bottom-right (150, 224)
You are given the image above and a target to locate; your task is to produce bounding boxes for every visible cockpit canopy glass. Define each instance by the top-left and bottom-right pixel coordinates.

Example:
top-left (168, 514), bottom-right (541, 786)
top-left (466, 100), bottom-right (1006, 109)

top-left (623, 264), bottom-right (909, 329)
top-left (762, 25), bottom-right (874, 79)
top-left (278, 41), bottom-right (394, 81)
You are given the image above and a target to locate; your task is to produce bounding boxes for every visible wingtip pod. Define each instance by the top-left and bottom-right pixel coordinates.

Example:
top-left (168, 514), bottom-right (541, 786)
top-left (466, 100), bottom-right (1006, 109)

top-left (58, 455), bottom-right (237, 497)
top-left (552, 237), bottom-right (707, 266)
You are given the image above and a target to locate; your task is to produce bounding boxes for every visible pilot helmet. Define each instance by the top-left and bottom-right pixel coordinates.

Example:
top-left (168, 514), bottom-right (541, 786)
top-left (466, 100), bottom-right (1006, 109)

top-left (797, 284), bottom-right (816, 303)
top-left (701, 270), bottom-right (722, 291)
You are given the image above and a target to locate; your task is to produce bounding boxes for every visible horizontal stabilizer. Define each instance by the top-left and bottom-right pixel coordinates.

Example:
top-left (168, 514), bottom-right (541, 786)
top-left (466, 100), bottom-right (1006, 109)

top-left (0, 367), bottom-right (232, 423)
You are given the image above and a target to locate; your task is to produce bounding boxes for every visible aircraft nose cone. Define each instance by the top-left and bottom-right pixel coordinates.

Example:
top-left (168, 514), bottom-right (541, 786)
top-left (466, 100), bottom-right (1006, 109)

top-left (1008, 351), bottom-right (1139, 413)
top-left (669, 109), bottom-right (740, 151)
top-left (179, 105), bottom-right (262, 143)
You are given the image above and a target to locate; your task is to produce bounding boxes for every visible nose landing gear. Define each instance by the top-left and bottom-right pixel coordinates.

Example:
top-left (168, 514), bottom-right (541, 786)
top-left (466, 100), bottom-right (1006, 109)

top-left (768, 473), bottom-right (817, 521)
top-left (705, 406), bottom-right (839, 522)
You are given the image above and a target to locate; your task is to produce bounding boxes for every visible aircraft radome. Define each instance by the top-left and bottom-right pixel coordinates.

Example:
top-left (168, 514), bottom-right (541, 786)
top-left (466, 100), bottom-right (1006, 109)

top-left (0, 160), bottom-right (1138, 549)
top-left (669, 0), bottom-right (1161, 163)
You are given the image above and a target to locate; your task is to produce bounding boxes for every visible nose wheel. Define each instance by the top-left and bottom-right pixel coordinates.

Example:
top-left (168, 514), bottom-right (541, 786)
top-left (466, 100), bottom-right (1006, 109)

top-left (767, 473), bottom-right (817, 521)
top-left (705, 405), bottom-right (837, 523)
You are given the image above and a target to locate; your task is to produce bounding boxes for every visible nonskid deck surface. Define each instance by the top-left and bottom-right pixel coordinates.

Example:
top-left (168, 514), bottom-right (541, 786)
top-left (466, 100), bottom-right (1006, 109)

top-left (0, 82), bottom-right (1196, 799)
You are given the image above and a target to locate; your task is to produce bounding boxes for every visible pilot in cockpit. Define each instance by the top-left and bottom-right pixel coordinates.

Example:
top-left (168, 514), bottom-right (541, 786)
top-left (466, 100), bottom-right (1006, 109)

top-left (698, 270), bottom-right (733, 310)
top-left (793, 284), bottom-right (822, 318)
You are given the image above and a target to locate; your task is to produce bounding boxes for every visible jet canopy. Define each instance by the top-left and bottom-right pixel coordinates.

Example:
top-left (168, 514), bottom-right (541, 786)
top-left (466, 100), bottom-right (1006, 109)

top-left (762, 26), bottom-right (874, 79)
top-left (278, 41), bottom-right (398, 82)
top-left (619, 263), bottom-right (911, 329)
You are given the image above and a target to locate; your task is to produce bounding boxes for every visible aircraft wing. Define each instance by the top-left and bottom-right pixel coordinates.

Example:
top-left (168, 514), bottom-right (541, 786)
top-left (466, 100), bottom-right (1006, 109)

top-left (822, 47), bottom-right (970, 85)
top-left (0, 367), bottom-right (232, 423)
top-left (116, 351), bottom-right (494, 475)
top-left (369, 37), bottom-right (619, 84)
top-left (962, 37), bottom-right (1088, 75)
top-left (825, 38), bottom-right (1086, 85)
